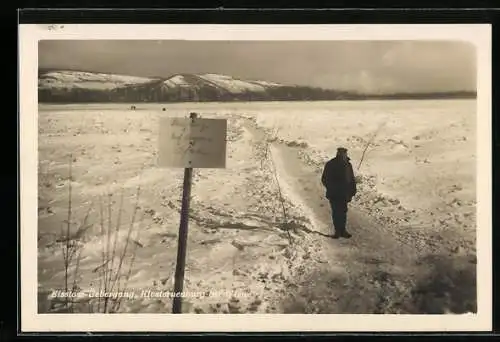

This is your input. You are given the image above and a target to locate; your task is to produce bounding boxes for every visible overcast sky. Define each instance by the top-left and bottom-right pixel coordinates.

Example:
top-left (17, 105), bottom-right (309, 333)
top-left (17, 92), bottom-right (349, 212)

top-left (39, 40), bottom-right (476, 94)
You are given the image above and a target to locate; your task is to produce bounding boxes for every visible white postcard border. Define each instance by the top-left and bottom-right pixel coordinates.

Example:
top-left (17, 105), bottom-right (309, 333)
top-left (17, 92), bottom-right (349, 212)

top-left (19, 23), bottom-right (492, 332)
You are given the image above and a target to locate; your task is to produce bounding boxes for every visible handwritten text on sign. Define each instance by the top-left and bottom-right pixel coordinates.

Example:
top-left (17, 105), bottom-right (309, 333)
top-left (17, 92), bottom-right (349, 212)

top-left (158, 117), bottom-right (227, 168)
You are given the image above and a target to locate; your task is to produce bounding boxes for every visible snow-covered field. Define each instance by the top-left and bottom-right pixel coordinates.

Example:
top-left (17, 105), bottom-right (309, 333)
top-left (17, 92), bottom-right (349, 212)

top-left (37, 100), bottom-right (477, 314)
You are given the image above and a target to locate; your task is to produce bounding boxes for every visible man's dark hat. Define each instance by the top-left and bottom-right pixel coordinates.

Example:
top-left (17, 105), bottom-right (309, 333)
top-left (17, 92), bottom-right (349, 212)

top-left (337, 147), bottom-right (348, 153)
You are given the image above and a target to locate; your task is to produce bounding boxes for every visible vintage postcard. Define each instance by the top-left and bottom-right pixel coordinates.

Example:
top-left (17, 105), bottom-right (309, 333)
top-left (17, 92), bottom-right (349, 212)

top-left (19, 24), bottom-right (492, 332)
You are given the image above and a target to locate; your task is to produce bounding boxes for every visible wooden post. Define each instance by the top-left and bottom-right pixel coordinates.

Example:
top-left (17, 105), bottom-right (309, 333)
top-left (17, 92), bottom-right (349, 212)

top-left (172, 112), bottom-right (197, 314)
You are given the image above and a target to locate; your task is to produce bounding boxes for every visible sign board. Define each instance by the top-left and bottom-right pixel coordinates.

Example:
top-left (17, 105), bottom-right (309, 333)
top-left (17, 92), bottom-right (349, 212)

top-left (158, 117), bottom-right (227, 168)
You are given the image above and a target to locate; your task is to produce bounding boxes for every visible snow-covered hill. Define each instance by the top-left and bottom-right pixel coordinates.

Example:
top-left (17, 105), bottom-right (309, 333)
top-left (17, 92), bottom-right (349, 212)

top-left (197, 74), bottom-right (282, 93)
top-left (38, 70), bottom-right (283, 93)
top-left (38, 70), bottom-right (158, 90)
top-left (37, 69), bottom-right (355, 103)
top-left (37, 70), bottom-right (476, 103)
top-left (160, 73), bottom-right (283, 93)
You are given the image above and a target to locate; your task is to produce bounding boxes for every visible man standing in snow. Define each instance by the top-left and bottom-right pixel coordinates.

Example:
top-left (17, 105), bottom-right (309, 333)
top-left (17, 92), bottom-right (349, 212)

top-left (321, 147), bottom-right (357, 239)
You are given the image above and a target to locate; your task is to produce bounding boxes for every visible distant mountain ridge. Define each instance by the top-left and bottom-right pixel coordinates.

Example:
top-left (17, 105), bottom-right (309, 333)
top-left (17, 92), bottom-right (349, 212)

top-left (38, 69), bottom-right (477, 103)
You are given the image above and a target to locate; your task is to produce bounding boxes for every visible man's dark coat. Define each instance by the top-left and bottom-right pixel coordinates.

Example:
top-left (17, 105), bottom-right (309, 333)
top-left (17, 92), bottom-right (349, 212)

top-left (321, 156), bottom-right (357, 202)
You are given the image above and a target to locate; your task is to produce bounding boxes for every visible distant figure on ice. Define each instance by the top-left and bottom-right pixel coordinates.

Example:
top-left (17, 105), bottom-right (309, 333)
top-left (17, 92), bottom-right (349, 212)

top-left (321, 147), bottom-right (357, 239)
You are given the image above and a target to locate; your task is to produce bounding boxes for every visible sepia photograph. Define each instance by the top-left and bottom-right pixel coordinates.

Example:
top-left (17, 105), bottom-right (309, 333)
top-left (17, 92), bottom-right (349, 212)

top-left (20, 24), bottom-right (491, 332)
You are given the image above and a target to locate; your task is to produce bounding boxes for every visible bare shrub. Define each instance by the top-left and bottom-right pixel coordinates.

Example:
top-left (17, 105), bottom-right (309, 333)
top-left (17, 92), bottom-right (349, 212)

top-left (92, 187), bottom-right (143, 313)
top-left (52, 154), bottom-right (143, 313)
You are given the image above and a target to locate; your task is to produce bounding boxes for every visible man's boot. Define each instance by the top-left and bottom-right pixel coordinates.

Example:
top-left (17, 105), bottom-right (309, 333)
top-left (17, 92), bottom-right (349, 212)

top-left (341, 231), bottom-right (352, 238)
top-left (332, 231), bottom-right (341, 239)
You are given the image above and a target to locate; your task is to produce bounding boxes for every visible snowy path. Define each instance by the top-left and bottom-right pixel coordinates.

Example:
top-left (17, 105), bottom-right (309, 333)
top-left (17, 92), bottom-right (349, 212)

top-left (242, 117), bottom-right (477, 314)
